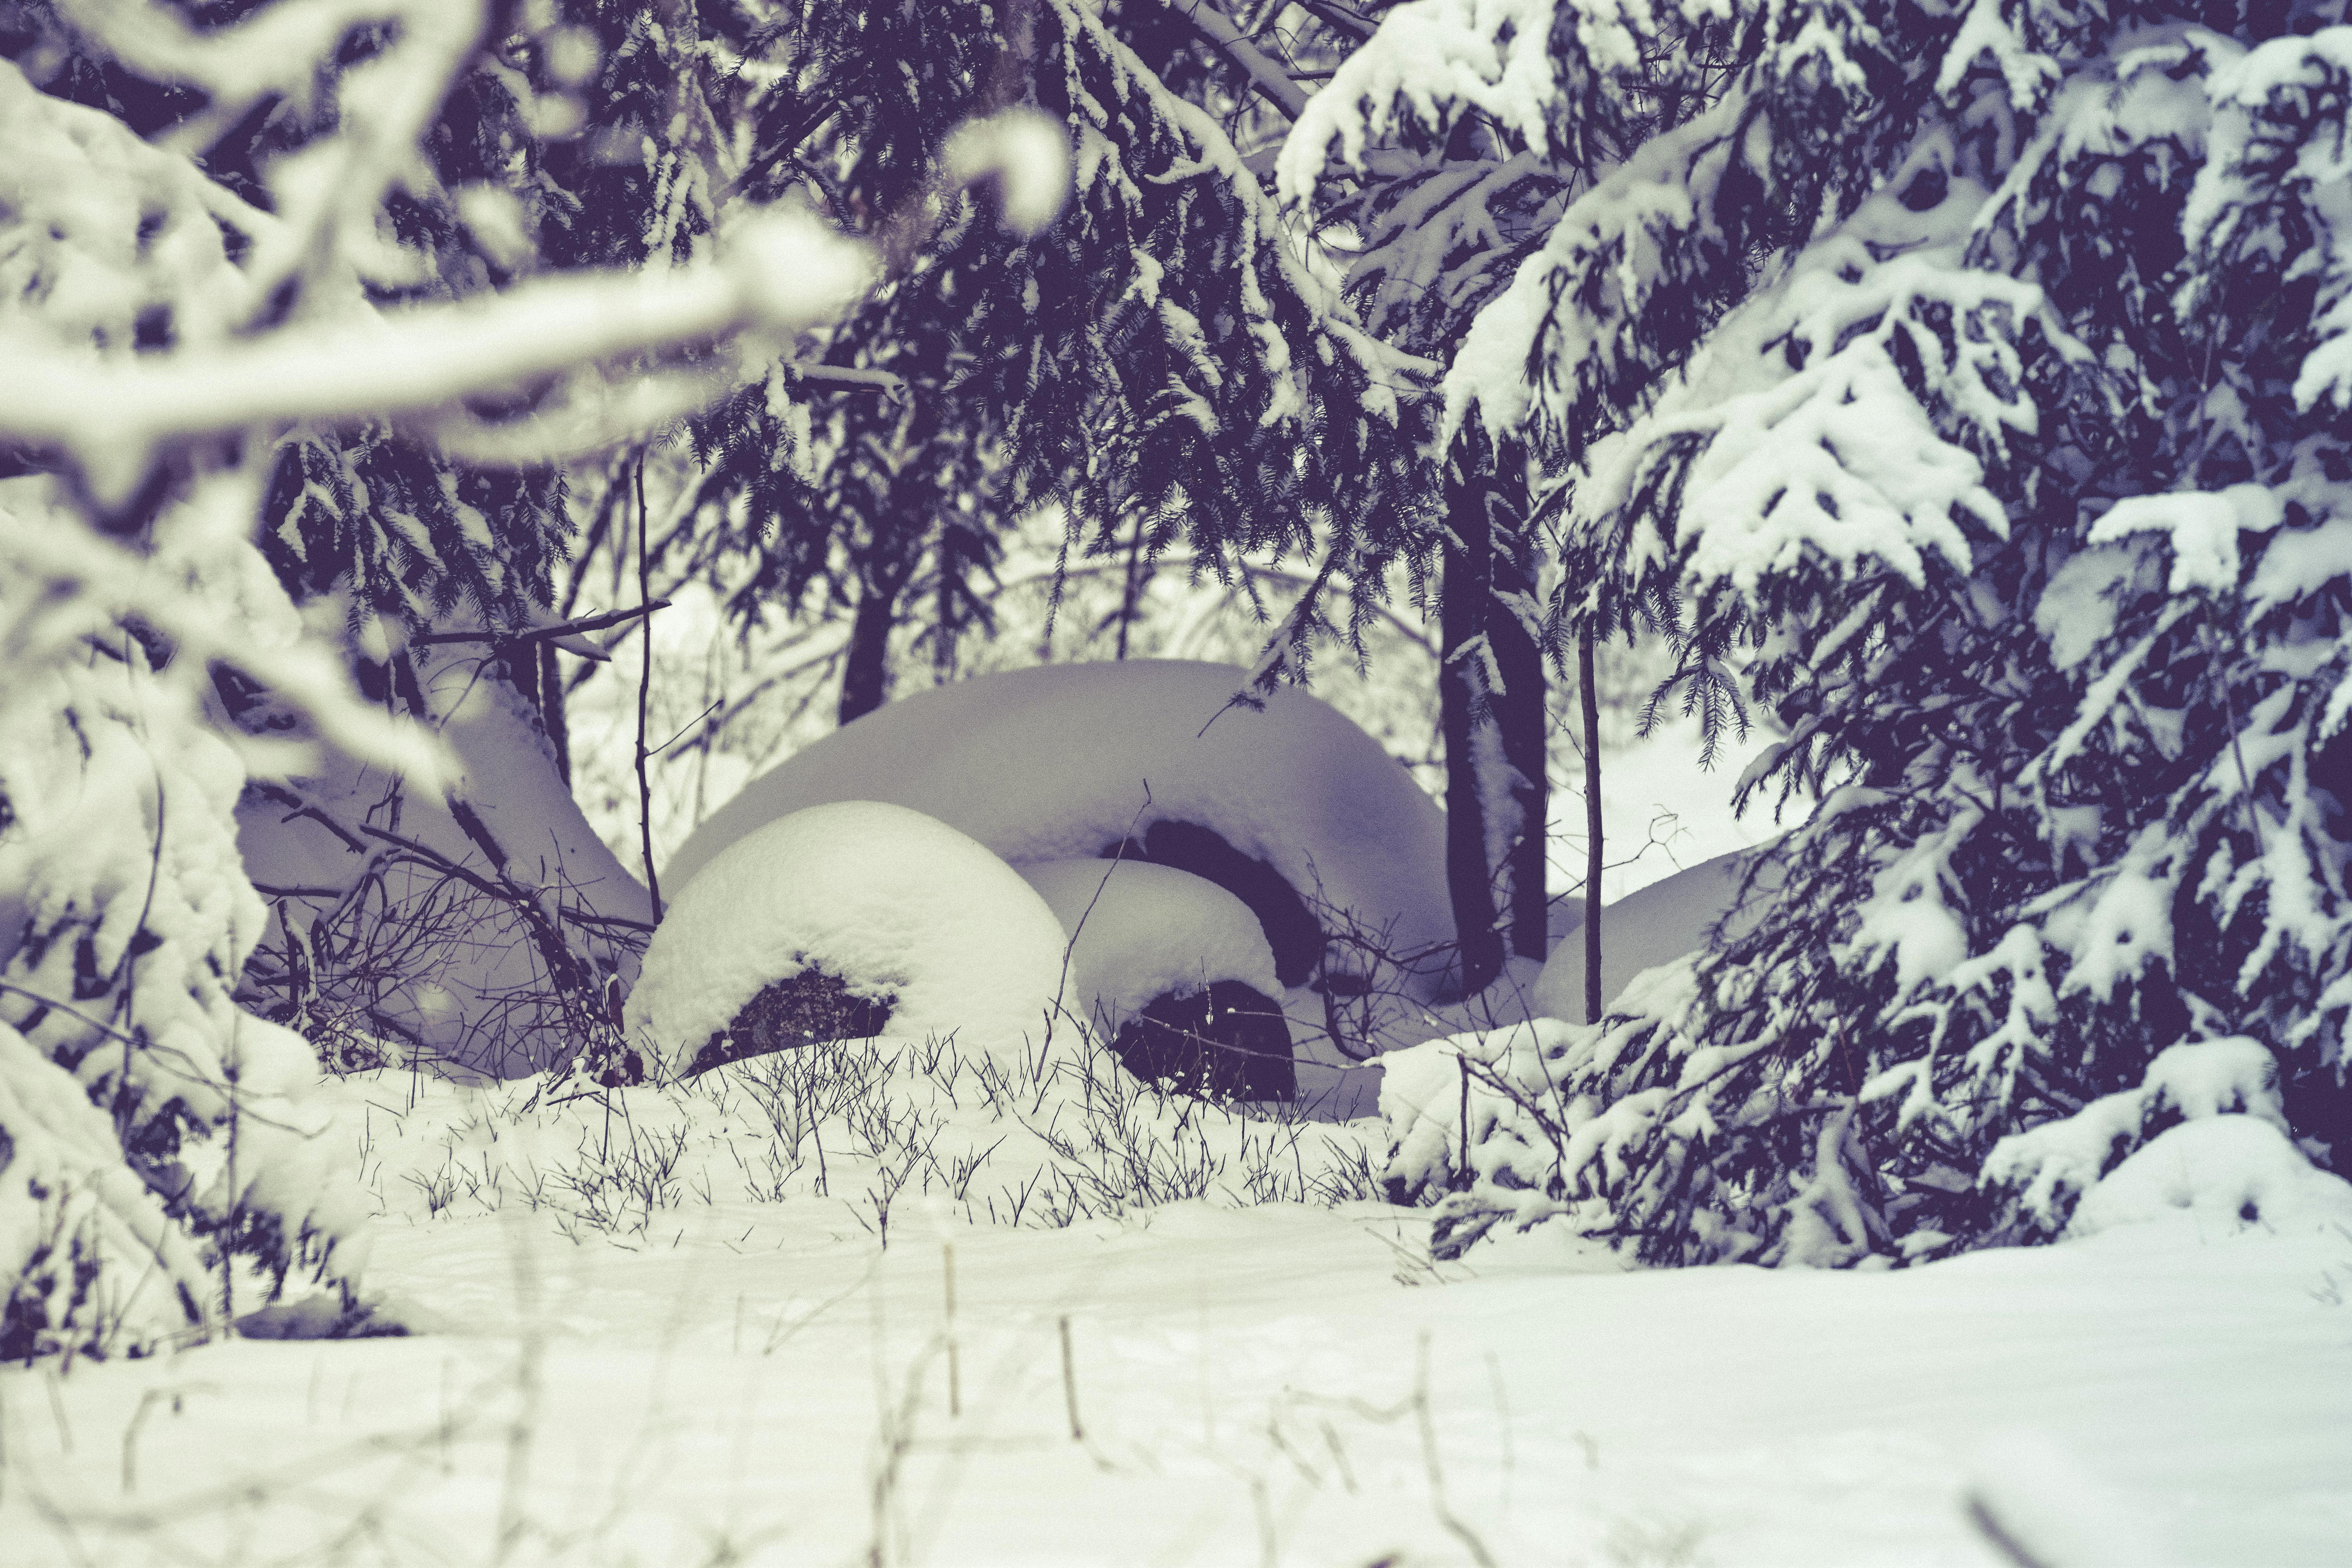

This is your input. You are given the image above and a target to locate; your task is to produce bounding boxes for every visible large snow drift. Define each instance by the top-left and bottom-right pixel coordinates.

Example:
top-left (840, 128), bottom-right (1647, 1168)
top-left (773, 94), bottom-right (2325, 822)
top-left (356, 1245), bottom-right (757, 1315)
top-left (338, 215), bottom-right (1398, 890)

top-left (664, 661), bottom-right (1455, 994)
top-left (625, 800), bottom-right (1070, 1074)
top-left (2068, 1114), bottom-right (2352, 1240)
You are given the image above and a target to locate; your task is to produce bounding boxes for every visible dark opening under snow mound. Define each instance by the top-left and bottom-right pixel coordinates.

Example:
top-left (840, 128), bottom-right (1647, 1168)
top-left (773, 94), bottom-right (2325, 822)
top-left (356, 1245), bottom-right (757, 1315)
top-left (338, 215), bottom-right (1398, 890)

top-left (1099, 820), bottom-right (1323, 987)
top-left (689, 970), bottom-right (896, 1075)
top-left (1112, 980), bottom-right (1294, 1102)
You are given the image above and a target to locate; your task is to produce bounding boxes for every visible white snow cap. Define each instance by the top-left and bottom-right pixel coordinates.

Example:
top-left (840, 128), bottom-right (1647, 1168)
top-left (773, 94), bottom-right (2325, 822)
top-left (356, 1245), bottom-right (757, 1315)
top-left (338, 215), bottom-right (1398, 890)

top-left (665, 661), bottom-right (1453, 993)
top-left (1015, 857), bottom-right (1282, 1025)
top-left (625, 801), bottom-right (1069, 1074)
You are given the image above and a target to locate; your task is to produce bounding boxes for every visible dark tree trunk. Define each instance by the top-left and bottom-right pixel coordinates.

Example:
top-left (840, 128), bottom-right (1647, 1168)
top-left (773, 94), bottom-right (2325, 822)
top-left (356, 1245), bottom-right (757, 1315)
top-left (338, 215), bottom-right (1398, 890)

top-left (1441, 445), bottom-right (1504, 996)
top-left (838, 575), bottom-right (900, 726)
top-left (1440, 432), bottom-right (1546, 996)
top-left (539, 640), bottom-right (570, 785)
top-left (1492, 490), bottom-right (1547, 960)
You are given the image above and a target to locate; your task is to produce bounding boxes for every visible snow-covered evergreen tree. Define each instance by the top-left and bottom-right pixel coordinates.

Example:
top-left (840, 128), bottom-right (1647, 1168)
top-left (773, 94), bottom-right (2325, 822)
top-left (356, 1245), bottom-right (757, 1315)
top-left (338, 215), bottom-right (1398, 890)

top-left (670, 0), bottom-right (1439, 719)
top-left (1347, 0), bottom-right (2352, 1262)
top-left (0, 45), bottom-right (403, 1355)
top-left (1267, 0), bottom-right (1572, 985)
top-left (0, 0), bottom-right (877, 1352)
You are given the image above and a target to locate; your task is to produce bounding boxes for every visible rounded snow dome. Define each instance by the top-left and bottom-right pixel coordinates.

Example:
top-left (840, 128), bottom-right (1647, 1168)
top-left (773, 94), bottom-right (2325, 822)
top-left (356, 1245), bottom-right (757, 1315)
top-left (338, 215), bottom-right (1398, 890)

top-left (624, 800), bottom-right (1068, 1075)
top-left (1015, 857), bottom-right (1282, 1024)
top-left (662, 661), bottom-right (1453, 995)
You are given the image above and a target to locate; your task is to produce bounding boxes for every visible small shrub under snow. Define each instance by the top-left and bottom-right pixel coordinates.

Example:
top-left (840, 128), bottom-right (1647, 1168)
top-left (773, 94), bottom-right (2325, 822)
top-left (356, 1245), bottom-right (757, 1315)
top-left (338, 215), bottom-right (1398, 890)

top-left (326, 1029), bottom-right (1384, 1249)
top-left (624, 801), bottom-right (1071, 1078)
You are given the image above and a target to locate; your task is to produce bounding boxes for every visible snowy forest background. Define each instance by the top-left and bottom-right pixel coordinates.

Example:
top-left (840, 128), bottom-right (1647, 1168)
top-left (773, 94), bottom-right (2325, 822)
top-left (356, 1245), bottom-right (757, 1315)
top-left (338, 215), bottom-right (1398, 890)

top-left (2, 0), bottom-right (2350, 1563)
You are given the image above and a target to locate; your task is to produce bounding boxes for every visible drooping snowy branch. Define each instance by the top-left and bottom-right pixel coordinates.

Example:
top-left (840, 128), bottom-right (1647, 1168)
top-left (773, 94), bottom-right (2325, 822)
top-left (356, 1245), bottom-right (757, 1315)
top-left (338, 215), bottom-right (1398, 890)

top-left (1, 208), bottom-right (872, 501)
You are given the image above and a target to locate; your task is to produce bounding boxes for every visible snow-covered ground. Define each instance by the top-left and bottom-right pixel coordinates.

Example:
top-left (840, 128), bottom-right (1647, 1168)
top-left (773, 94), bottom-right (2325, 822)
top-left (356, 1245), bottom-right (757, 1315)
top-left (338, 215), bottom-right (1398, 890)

top-left (3, 1074), bottom-right (2345, 1568)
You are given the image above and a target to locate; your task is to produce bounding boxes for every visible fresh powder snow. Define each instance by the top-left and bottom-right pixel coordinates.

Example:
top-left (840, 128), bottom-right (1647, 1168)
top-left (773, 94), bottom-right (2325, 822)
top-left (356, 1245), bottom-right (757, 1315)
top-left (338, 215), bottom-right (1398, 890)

top-left (1014, 856), bottom-right (1282, 1024)
top-left (2, 1073), bottom-right (2344, 1567)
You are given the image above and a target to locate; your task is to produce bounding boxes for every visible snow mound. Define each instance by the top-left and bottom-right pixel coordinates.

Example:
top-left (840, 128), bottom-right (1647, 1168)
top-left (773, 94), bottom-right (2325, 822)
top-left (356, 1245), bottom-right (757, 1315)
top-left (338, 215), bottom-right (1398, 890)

top-left (1982, 1037), bottom-right (2300, 1234)
top-left (1533, 846), bottom-right (1778, 1020)
top-left (663, 661), bottom-right (1453, 995)
top-left (1016, 857), bottom-right (1281, 1024)
top-left (624, 801), bottom-right (1069, 1074)
top-left (2068, 1116), bottom-right (2352, 1240)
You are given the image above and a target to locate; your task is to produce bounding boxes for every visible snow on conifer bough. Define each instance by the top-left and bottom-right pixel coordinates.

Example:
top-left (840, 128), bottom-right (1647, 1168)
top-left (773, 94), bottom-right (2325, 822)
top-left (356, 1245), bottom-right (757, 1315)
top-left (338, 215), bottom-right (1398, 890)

top-left (1276, 0), bottom-right (2352, 1270)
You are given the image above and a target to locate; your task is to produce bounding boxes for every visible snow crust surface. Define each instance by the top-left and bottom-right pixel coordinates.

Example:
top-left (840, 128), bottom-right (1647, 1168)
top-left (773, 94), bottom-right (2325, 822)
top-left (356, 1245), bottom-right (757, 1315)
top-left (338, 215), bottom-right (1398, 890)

top-left (626, 800), bottom-right (1070, 1073)
top-left (663, 661), bottom-right (1454, 989)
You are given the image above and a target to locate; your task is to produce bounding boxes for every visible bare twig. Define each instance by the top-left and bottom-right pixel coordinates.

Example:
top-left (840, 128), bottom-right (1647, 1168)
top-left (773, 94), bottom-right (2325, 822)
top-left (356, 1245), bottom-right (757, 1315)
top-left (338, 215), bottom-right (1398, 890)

top-left (1579, 623), bottom-right (1603, 1024)
top-left (412, 600), bottom-right (673, 652)
top-left (1058, 1315), bottom-right (1083, 1441)
top-left (1413, 1331), bottom-right (1497, 1568)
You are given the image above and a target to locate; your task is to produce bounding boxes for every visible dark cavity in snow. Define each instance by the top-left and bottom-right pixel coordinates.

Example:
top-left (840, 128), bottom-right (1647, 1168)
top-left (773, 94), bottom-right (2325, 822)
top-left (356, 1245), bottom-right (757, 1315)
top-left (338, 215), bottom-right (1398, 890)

top-left (691, 969), bottom-right (896, 1074)
top-left (1100, 821), bottom-right (1321, 986)
top-left (1112, 980), bottom-right (1294, 1102)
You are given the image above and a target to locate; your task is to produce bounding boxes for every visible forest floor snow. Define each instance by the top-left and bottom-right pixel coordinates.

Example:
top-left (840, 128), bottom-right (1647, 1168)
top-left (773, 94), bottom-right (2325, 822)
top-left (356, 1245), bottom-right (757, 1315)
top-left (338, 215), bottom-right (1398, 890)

top-left (2, 1178), bottom-right (2345, 1566)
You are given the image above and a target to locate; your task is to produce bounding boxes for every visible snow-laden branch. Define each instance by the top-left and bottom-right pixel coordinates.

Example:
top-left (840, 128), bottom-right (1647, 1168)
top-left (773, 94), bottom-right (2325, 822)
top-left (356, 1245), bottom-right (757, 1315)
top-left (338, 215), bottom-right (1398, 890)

top-left (60, 0), bottom-right (490, 319)
top-left (1276, 0), bottom-right (1565, 204)
top-left (1158, 0), bottom-right (1314, 121)
top-left (0, 213), bottom-right (873, 503)
top-left (60, 0), bottom-right (417, 123)
top-left (1442, 87), bottom-right (1748, 441)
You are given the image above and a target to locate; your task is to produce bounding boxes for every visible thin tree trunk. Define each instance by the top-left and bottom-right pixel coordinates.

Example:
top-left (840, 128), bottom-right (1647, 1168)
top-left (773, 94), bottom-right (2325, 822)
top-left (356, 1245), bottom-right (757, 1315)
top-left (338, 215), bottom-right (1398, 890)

top-left (1440, 445), bottom-right (1503, 996)
top-left (539, 640), bottom-right (570, 786)
top-left (633, 456), bottom-right (662, 920)
top-left (1579, 623), bottom-right (1603, 1024)
top-left (1114, 512), bottom-right (1149, 660)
